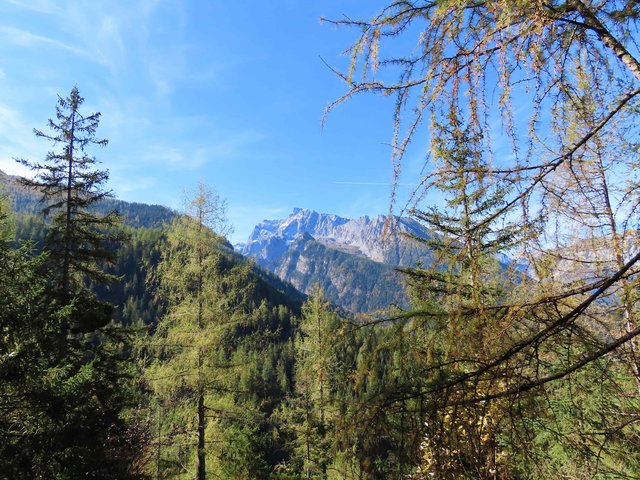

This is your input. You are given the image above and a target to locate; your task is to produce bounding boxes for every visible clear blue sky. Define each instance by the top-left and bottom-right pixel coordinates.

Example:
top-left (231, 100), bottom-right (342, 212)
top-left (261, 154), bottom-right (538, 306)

top-left (0, 0), bottom-right (430, 243)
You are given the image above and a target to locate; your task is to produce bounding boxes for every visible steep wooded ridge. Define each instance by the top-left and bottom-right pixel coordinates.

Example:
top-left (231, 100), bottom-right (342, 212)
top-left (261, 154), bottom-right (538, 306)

top-left (0, 169), bottom-right (305, 324)
top-left (3, 168), bottom-right (434, 314)
top-left (239, 208), bottom-right (436, 312)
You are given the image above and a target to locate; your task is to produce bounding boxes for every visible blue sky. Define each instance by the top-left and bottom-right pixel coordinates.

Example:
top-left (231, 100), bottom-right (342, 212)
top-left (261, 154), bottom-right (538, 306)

top-left (0, 0), bottom-right (434, 243)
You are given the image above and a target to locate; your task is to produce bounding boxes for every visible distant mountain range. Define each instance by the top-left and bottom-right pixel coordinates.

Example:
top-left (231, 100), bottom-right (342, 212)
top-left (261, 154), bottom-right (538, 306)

top-left (0, 169), bottom-right (176, 229)
top-left (238, 208), bottom-right (435, 313)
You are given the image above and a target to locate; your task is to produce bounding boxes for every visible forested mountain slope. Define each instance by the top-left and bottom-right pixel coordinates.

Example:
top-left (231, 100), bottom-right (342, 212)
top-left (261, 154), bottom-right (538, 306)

top-left (1, 169), bottom-right (306, 325)
top-left (2, 177), bottom-right (309, 477)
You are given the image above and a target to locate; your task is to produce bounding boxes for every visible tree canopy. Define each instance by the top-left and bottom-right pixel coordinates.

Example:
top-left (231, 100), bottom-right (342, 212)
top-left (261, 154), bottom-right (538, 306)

top-left (327, 2), bottom-right (640, 477)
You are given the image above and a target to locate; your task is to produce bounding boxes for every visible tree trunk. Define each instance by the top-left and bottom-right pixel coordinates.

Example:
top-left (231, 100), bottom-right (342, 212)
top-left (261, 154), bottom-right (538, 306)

top-left (63, 107), bottom-right (76, 300)
top-left (197, 392), bottom-right (205, 480)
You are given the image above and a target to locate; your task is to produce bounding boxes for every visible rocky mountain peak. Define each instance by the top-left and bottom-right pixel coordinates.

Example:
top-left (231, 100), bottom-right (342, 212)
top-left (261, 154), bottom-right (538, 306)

top-left (241, 208), bottom-right (434, 265)
top-left (237, 208), bottom-right (436, 313)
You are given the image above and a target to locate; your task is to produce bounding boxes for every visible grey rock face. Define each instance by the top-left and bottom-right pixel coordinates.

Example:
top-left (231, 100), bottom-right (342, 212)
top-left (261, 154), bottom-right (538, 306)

top-left (241, 208), bottom-right (432, 265)
top-left (238, 209), bottom-right (435, 313)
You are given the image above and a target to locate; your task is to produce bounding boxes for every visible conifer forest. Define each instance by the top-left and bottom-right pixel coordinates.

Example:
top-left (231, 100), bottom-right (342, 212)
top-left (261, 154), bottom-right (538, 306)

top-left (2, 1), bottom-right (640, 479)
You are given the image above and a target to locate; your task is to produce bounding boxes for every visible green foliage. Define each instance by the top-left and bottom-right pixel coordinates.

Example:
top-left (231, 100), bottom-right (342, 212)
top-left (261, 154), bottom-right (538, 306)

top-left (0, 88), bottom-right (144, 478)
top-left (277, 289), bottom-right (429, 480)
top-left (2, 167), bottom-right (176, 229)
top-left (96, 225), bottom-right (165, 326)
top-left (401, 112), bottom-right (531, 479)
top-left (0, 197), bottom-right (143, 479)
top-left (288, 289), bottom-right (337, 479)
top-left (141, 185), bottom-right (301, 479)
top-left (507, 361), bottom-right (640, 479)
top-left (16, 86), bottom-right (127, 335)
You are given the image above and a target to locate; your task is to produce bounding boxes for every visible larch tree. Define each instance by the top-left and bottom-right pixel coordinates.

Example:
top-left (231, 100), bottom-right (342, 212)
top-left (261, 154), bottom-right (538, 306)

top-left (143, 182), bottom-right (234, 480)
top-left (327, 1), bottom-right (640, 477)
top-left (539, 58), bottom-right (640, 386)
top-left (327, 0), bottom-right (640, 417)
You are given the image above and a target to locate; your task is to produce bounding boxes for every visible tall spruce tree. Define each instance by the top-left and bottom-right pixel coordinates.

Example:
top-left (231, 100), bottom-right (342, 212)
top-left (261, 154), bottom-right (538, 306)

top-left (404, 109), bottom-right (529, 479)
top-left (4, 89), bottom-right (141, 478)
top-left (17, 86), bottom-right (123, 332)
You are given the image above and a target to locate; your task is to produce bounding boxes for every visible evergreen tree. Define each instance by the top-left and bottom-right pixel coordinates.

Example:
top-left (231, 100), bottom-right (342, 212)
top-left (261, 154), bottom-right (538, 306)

top-left (284, 289), bottom-right (416, 480)
top-left (407, 106), bottom-right (528, 357)
top-left (292, 288), bottom-right (335, 479)
top-left (0, 196), bottom-right (51, 476)
top-left (403, 109), bottom-right (529, 478)
top-left (0, 195), bottom-right (142, 478)
top-left (17, 86), bottom-right (124, 332)
top-left (3, 88), bottom-right (141, 478)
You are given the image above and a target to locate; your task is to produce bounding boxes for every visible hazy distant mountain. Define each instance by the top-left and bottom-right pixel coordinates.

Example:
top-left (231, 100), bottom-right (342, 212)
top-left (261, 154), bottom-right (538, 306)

top-left (0, 169), bottom-right (176, 229)
top-left (239, 208), bottom-right (436, 313)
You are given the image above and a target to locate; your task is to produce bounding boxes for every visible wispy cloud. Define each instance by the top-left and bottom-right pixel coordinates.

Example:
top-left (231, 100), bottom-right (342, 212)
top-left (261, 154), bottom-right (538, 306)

top-left (0, 26), bottom-right (94, 60)
top-left (3, 1), bottom-right (178, 81)
top-left (111, 175), bottom-right (158, 195)
top-left (140, 146), bottom-right (208, 171)
top-left (136, 127), bottom-right (265, 171)
top-left (4, 0), bottom-right (59, 14)
top-left (53, 2), bottom-right (152, 74)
